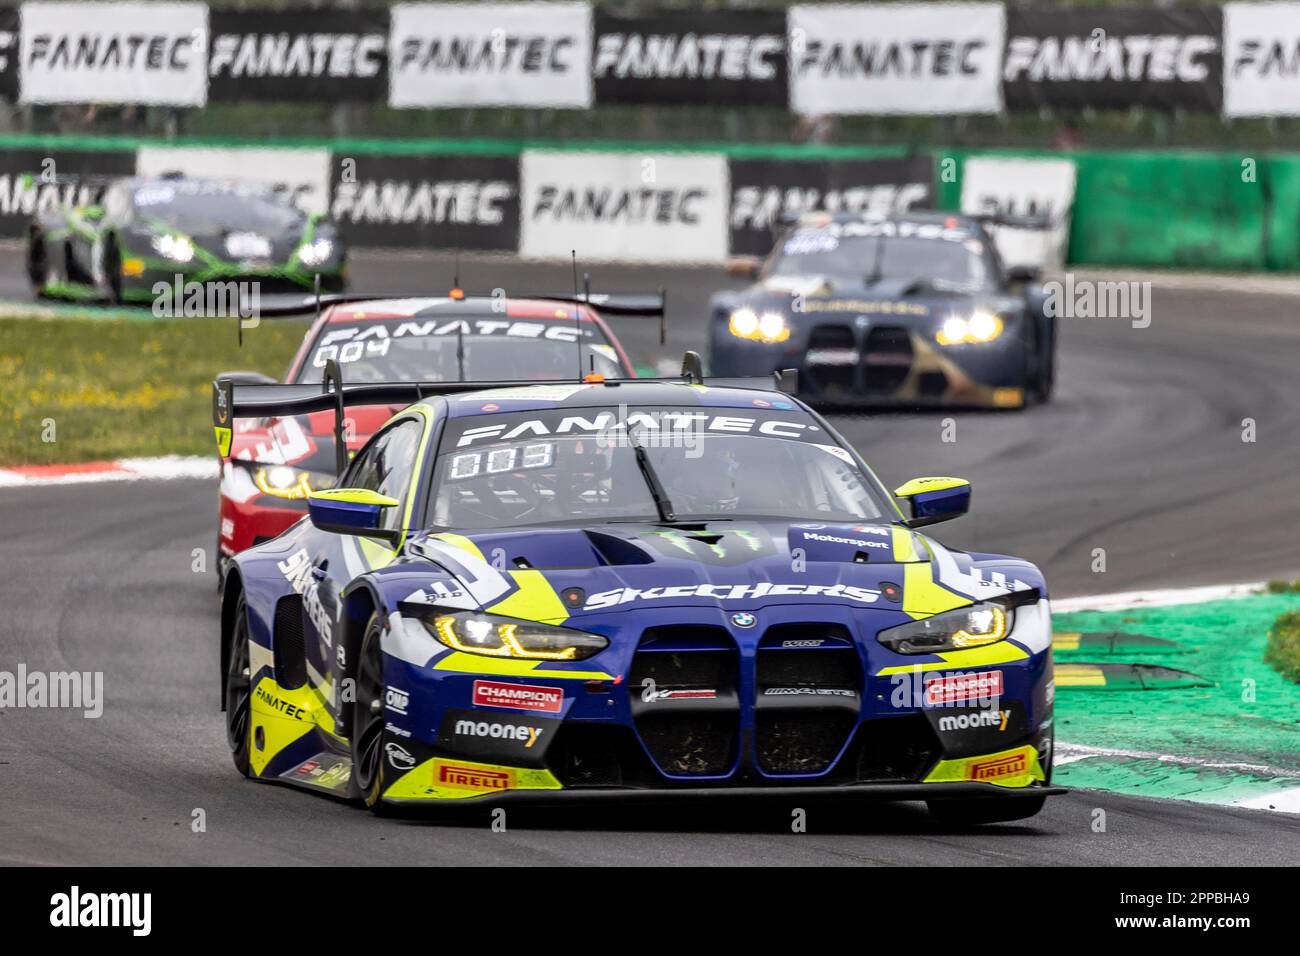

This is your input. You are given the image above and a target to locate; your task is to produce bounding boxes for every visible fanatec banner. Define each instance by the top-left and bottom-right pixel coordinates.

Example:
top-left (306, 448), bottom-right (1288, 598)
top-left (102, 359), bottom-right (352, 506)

top-left (728, 155), bottom-right (935, 256)
top-left (788, 3), bottom-right (1006, 115)
top-left (388, 2), bottom-right (593, 108)
top-left (19, 1), bottom-right (209, 106)
top-left (593, 10), bottom-right (787, 107)
top-left (519, 150), bottom-right (730, 264)
top-left (328, 152), bottom-right (521, 251)
top-left (1223, 1), bottom-right (1300, 116)
top-left (1003, 7), bottom-right (1222, 112)
top-left (207, 9), bottom-right (390, 102)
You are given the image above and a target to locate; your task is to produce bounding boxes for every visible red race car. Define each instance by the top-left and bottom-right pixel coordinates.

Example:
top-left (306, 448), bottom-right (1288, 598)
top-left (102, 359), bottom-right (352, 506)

top-left (215, 290), bottom-right (659, 586)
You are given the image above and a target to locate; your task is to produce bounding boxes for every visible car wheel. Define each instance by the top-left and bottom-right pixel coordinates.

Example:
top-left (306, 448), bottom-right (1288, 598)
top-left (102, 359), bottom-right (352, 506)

top-left (351, 612), bottom-right (394, 815)
top-left (103, 234), bottom-right (124, 304)
top-left (224, 592), bottom-right (254, 778)
top-left (926, 794), bottom-right (1047, 825)
top-left (1022, 320), bottom-right (1046, 406)
top-left (26, 226), bottom-right (48, 297)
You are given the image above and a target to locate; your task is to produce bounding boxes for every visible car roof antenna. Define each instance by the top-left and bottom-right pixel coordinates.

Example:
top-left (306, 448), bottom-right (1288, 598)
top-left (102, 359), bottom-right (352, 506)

top-left (571, 250), bottom-right (583, 381)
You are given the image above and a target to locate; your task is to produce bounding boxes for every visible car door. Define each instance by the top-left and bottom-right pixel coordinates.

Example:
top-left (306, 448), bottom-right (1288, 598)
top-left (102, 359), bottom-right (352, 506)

top-left (308, 416), bottom-right (427, 691)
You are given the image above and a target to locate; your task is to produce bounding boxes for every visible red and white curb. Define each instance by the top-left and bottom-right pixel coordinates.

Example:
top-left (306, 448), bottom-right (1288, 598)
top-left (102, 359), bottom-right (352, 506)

top-left (0, 455), bottom-right (217, 487)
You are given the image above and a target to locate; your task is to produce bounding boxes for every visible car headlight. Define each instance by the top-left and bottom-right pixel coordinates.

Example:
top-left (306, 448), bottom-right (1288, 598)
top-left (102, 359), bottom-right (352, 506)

top-left (152, 234), bottom-right (194, 263)
top-left (254, 465), bottom-right (331, 500)
top-left (936, 310), bottom-right (1004, 345)
top-left (297, 238), bottom-right (335, 267)
top-left (877, 601), bottom-right (1013, 655)
top-left (728, 308), bottom-right (790, 343)
top-left (429, 611), bottom-right (608, 661)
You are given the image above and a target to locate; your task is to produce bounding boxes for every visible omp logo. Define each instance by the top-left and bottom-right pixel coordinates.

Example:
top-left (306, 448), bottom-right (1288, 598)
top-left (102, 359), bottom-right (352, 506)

top-left (385, 687), bottom-right (410, 715)
top-left (925, 670), bottom-right (1004, 706)
top-left (453, 719), bottom-right (544, 748)
top-left (50, 886), bottom-right (151, 936)
top-left (277, 548), bottom-right (334, 647)
top-left (969, 752), bottom-right (1028, 781)
top-left (938, 709), bottom-right (1009, 732)
top-left (472, 680), bottom-right (563, 714)
top-left (435, 761), bottom-right (515, 791)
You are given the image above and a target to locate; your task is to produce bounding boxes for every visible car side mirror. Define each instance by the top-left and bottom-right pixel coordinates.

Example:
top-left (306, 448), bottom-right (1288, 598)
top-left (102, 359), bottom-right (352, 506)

top-left (725, 256), bottom-right (762, 279)
top-left (894, 477), bottom-right (971, 528)
top-left (307, 488), bottom-right (401, 543)
top-left (1005, 264), bottom-right (1041, 284)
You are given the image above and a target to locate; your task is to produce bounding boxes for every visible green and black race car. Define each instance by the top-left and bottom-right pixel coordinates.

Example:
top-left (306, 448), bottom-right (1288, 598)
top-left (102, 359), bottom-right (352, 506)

top-left (26, 174), bottom-right (347, 304)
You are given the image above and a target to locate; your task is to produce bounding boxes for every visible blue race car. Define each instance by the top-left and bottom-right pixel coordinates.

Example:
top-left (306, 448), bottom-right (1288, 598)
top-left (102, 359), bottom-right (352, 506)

top-left (213, 355), bottom-right (1059, 823)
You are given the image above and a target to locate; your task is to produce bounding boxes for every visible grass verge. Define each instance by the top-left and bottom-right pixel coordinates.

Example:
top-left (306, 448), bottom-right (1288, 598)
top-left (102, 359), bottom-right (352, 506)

top-left (1266, 612), bottom-right (1300, 683)
top-left (0, 315), bottom-right (309, 465)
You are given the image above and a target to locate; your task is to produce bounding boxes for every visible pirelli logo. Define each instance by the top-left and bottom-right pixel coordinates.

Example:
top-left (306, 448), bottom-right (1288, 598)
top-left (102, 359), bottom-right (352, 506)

top-left (969, 752), bottom-right (1028, 781)
top-left (435, 761), bottom-right (516, 792)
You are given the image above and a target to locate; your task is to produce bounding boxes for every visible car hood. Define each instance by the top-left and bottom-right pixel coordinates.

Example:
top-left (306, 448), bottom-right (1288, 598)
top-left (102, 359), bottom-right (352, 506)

top-left (402, 520), bottom-right (1033, 622)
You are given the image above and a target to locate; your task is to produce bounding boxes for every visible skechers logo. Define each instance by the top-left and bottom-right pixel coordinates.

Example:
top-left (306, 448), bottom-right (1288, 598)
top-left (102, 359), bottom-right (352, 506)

top-left (277, 548), bottom-right (334, 647)
top-left (584, 582), bottom-right (879, 610)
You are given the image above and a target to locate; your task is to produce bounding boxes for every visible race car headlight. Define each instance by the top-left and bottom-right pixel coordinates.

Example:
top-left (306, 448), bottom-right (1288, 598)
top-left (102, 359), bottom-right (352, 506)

top-left (429, 612), bottom-right (608, 661)
top-left (728, 308), bottom-right (790, 343)
top-left (152, 234), bottom-right (194, 263)
top-left (254, 465), bottom-right (329, 500)
top-left (876, 602), bottom-right (1012, 655)
top-left (296, 238), bottom-right (335, 267)
top-left (936, 311), bottom-right (1004, 346)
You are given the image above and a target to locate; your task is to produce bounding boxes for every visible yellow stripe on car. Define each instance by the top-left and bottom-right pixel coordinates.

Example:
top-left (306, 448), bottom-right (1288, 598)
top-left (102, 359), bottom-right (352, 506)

top-left (923, 744), bottom-right (1044, 788)
top-left (382, 757), bottom-right (563, 801)
top-left (432, 651), bottom-right (613, 681)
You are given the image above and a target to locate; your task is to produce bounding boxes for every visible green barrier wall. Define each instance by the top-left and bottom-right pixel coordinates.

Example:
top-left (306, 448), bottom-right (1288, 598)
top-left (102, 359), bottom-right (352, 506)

top-left (7, 135), bottom-right (1300, 272)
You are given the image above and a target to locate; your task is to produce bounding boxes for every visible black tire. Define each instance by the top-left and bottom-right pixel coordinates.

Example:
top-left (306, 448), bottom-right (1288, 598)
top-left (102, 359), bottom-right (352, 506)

top-left (927, 794), bottom-right (1047, 826)
top-left (352, 613), bottom-right (393, 815)
top-left (224, 592), bottom-right (253, 778)
top-left (1021, 319), bottom-right (1048, 406)
top-left (26, 226), bottom-right (48, 296)
top-left (103, 233), bottom-right (124, 304)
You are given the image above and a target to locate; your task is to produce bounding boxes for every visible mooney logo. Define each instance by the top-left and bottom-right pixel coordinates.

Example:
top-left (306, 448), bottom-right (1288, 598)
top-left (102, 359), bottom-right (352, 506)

top-left (453, 718), bottom-right (544, 748)
top-left (436, 761), bottom-right (515, 791)
top-left (938, 709), bottom-right (1009, 732)
top-left (969, 752), bottom-right (1028, 781)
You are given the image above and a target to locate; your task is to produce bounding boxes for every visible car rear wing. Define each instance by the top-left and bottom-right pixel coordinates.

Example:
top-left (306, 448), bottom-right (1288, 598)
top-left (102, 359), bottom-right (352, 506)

top-left (969, 211), bottom-right (1057, 231)
top-left (18, 172), bottom-right (118, 205)
top-left (212, 352), bottom-right (797, 477)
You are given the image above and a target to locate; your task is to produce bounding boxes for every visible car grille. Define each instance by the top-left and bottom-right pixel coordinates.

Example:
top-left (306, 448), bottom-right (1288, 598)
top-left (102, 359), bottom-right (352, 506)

top-left (805, 324), bottom-right (858, 394)
top-left (629, 627), bottom-right (739, 777)
top-left (755, 626), bottom-right (862, 775)
top-left (862, 326), bottom-right (913, 395)
top-left (853, 713), bottom-right (943, 783)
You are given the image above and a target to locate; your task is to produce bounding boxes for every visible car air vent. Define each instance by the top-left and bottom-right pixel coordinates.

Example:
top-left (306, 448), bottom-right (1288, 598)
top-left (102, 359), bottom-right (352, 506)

top-left (584, 531), bottom-right (655, 566)
top-left (755, 625), bottom-right (862, 775)
top-left (273, 595), bottom-right (307, 690)
top-left (629, 626), bottom-right (739, 777)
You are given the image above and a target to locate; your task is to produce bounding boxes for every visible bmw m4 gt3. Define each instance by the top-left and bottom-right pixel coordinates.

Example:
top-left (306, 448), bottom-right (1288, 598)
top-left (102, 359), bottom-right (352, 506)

top-left (213, 365), bottom-right (1059, 823)
top-left (710, 212), bottom-right (1055, 408)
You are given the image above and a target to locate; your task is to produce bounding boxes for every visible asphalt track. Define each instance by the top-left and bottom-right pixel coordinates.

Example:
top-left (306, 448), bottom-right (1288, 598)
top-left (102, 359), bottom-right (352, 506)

top-left (2, 249), bottom-right (1299, 865)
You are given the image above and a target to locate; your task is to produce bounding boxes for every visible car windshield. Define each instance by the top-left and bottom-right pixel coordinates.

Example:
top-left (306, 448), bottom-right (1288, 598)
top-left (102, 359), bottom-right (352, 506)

top-left (133, 181), bottom-right (305, 233)
top-left (769, 223), bottom-right (993, 292)
top-left (426, 405), bottom-right (890, 530)
top-left (293, 317), bottom-right (624, 384)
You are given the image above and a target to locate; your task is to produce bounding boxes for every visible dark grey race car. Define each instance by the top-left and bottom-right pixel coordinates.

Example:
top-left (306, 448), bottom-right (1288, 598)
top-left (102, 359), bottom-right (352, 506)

top-left (709, 212), bottom-right (1055, 408)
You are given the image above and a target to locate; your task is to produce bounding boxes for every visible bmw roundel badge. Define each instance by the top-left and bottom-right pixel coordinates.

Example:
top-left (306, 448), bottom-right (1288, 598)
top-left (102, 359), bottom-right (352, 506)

top-left (731, 612), bottom-right (757, 629)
